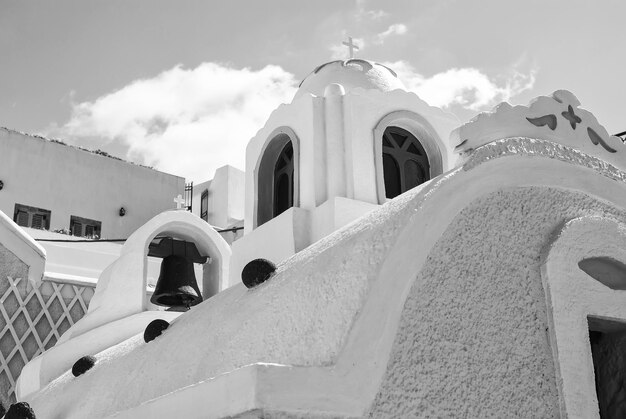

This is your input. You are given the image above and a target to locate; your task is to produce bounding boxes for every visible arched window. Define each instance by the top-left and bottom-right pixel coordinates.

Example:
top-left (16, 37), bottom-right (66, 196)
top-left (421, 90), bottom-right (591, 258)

top-left (256, 129), bottom-right (299, 227)
top-left (382, 126), bottom-right (430, 199)
top-left (273, 141), bottom-right (294, 217)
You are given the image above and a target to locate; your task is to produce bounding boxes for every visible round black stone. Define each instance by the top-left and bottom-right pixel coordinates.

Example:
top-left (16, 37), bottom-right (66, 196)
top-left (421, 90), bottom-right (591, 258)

top-left (241, 258), bottom-right (276, 289)
top-left (72, 355), bottom-right (97, 377)
top-left (144, 319), bottom-right (170, 343)
top-left (5, 401), bottom-right (36, 419)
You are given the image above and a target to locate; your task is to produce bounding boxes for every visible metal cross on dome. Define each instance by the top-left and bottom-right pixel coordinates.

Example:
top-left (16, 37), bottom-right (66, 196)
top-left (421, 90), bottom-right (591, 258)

top-left (173, 194), bottom-right (186, 210)
top-left (342, 36), bottom-right (360, 59)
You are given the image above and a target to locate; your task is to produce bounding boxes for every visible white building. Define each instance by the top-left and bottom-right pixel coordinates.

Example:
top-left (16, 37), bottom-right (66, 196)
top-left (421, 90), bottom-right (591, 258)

top-left (190, 165), bottom-right (245, 245)
top-left (6, 57), bottom-right (626, 419)
top-left (0, 127), bottom-right (186, 239)
top-left (230, 59), bottom-right (459, 284)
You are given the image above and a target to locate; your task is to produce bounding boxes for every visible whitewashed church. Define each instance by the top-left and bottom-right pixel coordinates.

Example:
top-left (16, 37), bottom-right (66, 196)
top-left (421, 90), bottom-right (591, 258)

top-left (1, 49), bottom-right (626, 418)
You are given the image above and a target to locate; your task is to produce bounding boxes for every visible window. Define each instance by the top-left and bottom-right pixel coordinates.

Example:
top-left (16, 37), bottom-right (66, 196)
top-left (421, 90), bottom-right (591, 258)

top-left (13, 204), bottom-right (51, 230)
top-left (70, 215), bottom-right (101, 238)
top-left (256, 128), bottom-right (299, 227)
top-left (382, 126), bottom-right (430, 199)
top-left (200, 190), bottom-right (209, 222)
top-left (587, 317), bottom-right (626, 418)
top-left (273, 141), bottom-right (294, 217)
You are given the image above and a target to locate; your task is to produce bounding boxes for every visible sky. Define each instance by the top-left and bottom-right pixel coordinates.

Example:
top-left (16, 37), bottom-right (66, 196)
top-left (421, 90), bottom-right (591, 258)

top-left (1, 0), bottom-right (625, 182)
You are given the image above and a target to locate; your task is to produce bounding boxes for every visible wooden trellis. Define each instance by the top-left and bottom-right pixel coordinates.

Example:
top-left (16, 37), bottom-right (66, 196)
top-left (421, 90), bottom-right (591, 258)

top-left (0, 276), bottom-right (94, 402)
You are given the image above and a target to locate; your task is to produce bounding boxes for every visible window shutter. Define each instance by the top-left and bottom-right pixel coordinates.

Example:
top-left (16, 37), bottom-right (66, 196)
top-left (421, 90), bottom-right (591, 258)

top-left (72, 222), bottom-right (82, 236)
top-left (16, 211), bottom-right (29, 227)
top-left (31, 214), bottom-right (43, 229)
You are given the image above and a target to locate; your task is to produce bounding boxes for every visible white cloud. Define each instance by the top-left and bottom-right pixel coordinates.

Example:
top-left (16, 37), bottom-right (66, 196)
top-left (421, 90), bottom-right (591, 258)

top-left (52, 63), bottom-right (297, 181)
top-left (51, 59), bottom-right (535, 183)
top-left (386, 60), bottom-right (536, 110)
top-left (374, 23), bottom-right (408, 45)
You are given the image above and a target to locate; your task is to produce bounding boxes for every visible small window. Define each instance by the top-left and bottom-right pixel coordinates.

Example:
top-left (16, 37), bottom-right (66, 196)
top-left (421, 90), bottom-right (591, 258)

top-left (13, 204), bottom-right (51, 230)
top-left (200, 190), bottom-right (209, 222)
top-left (382, 126), bottom-right (430, 199)
top-left (69, 215), bottom-right (101, 238)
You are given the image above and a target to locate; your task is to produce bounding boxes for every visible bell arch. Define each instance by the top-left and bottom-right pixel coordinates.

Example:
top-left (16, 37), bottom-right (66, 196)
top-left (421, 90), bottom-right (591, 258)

top-left (85, 210), bottom-right (231, 325)
top-left (254, 126), bottom-right (300, 227)
top-left (373, 110), bottom-right (444, 203)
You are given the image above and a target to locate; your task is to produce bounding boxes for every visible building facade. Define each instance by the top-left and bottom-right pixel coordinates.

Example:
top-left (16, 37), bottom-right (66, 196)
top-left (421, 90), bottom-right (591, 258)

top-left (0, 127), bottom-right (186, 239)
top-left (10, 59), bottom-right (626, 418)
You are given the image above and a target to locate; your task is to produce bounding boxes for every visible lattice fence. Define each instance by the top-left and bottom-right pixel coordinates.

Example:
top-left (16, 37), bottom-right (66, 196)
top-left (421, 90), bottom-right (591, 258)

top-left (0, 276), bottom-right (94, 403)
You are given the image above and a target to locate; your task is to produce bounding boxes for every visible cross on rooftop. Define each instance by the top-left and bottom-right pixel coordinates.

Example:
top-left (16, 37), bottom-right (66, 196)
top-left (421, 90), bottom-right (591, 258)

top-left (173, 194), bottom-right (186, 210)
top-left (342, 36), bottom-right (359, 59)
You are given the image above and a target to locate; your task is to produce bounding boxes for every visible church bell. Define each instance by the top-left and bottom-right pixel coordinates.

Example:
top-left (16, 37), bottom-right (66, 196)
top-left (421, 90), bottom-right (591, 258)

top-left (151, 254), bottom-right (203, 309)
top-left (148, 237), bottom-right (207, 310)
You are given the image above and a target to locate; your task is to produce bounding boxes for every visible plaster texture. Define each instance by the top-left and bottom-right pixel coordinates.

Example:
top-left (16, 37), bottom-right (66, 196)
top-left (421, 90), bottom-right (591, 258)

top-left (15, 210), bottom-right (231, 399)
top-left (451, 90), bottom-right (626, 171)
top-left (541, 216), bottom-right (626, 418)
top-left (0, 244), bottom-right (28, 294)
top-left (230, 207), bottom-right (311, 287)
top-left (368, 187), bottom-right (626, 418)
top-left (0, 243), bottom-right (27, 407)
top-left (19, 136), bottom-right (626, 418)
top-left (22, 167), bottom-right (423, 418)
top-left (0, 210), bottom-right (46, 285)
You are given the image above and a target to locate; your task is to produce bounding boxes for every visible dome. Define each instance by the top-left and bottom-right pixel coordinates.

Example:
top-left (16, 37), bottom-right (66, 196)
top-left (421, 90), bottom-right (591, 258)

top-left (295, 59), bottom-right (406, 99)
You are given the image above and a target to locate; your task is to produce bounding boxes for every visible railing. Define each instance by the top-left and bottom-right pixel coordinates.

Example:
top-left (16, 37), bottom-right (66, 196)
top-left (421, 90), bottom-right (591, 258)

top-left (184, 182), bottom-right (193, 212)
top-left (0, 276), bottom-right (94, 403)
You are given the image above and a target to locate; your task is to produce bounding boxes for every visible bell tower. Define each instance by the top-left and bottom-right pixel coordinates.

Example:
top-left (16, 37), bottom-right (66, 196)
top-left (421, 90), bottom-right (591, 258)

top-left (230, 58), bottom-right (460, 283)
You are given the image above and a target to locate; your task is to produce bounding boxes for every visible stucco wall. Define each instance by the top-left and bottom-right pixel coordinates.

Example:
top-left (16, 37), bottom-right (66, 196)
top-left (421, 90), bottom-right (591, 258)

top-left (24, 187), bottom-right (406, 418)
top-left (368, 187), bottom-right (626, 418)
top-left (0, 244), bottom-right (29, 289)
top-left (0, 128), bottom-right (185, 239)
top-left (192, 165), bottom-right (245, 229)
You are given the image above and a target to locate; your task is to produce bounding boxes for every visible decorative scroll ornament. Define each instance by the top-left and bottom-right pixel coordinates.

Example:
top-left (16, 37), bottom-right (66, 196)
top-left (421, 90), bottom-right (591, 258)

top-left (450, 90), bottom-right (626, 171)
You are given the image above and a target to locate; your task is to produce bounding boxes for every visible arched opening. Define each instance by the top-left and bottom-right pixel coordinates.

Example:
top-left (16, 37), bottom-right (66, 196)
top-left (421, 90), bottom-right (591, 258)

top-left (373, 111), bottom-right (444, 204)
top-left (256, 129), bottom-right (299, 227)
top-left (382, 126), bottom-right (430, 199)
top-left (273, 141), bottom-right (294, 217)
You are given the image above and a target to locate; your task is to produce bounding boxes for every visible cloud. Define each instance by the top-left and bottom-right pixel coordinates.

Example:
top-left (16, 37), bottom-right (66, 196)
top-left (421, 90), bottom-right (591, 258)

top-left (50, 59), bottom-right (535, 183)
top-left (51, 63), bottom-right (298, 181)
top-left (386, 60), bottom-right (536, 110)
top-left (374, 23), bottom-right (408, 45)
